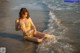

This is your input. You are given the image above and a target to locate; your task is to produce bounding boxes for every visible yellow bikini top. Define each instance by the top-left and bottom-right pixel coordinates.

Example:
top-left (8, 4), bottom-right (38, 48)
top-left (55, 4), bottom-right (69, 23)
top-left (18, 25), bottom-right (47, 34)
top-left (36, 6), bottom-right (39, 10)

top-left (24, 22), bottom-right (31, 29)
top-left (25, 22), bottom-right (31, 29)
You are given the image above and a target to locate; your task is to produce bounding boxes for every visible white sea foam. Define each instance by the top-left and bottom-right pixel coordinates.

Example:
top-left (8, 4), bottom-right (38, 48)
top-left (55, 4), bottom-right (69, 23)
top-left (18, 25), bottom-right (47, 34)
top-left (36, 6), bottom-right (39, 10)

top-left (37, 35), bottom-right (57, 53)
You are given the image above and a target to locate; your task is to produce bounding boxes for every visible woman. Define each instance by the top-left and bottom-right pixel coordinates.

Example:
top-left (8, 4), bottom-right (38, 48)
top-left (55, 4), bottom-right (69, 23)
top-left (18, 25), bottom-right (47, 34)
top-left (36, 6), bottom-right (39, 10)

top-left (15, 8), bottom-right (49, 43)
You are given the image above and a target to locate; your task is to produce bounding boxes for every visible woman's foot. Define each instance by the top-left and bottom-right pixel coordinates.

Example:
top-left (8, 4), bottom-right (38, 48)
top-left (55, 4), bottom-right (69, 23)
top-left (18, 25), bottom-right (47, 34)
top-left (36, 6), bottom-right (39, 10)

top-left (44, 34), bottom-right (50, 38)
top-left (37, 39), bottom-right (43, 43)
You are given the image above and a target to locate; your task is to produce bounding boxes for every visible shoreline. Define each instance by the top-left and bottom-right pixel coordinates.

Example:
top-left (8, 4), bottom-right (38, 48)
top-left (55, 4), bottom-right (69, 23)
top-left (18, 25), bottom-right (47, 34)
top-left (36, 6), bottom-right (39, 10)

top-left (53, 10), bottom-right (80, 53)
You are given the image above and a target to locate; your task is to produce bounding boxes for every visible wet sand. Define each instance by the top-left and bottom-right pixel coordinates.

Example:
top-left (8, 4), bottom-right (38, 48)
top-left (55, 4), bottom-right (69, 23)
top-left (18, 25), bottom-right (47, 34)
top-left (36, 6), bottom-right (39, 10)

top-left (0, 0), bottom-right (49, 53)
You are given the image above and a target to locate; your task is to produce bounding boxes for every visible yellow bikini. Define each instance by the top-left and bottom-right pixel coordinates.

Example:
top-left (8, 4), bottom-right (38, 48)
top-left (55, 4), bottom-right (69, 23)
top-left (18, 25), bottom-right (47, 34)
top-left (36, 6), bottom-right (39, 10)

top-left (16, 19), bottom-right (34, 39)
top-left (26, 22), bottom-right (31, 29)
top-left (24, 22), bottom-right (34, 39)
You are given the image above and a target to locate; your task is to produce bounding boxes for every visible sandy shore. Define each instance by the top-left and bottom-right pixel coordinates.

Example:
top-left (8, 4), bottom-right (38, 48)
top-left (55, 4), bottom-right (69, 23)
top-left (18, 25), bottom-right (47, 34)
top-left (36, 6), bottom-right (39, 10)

top-left (0, 0), bottom-right (49, 53)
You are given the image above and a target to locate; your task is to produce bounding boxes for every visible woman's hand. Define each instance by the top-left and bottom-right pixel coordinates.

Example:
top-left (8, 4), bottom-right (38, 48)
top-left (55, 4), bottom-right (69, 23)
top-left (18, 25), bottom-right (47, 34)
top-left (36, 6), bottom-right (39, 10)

top-left (27, 29), bottom-right (37, 35)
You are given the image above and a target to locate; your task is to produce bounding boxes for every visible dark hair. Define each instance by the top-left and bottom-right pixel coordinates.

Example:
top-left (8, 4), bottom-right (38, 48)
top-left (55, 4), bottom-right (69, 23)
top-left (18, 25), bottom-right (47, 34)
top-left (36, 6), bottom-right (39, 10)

top-left (19, 8), bottom-right (30, 19)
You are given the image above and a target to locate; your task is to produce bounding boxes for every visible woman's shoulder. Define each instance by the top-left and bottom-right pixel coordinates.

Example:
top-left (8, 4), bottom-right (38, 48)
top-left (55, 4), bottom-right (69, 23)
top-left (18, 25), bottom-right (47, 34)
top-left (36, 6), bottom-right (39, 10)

top-left (28, 17), bottom-right (32, 21)
top-left (19, 18), bottom-right (25, 25)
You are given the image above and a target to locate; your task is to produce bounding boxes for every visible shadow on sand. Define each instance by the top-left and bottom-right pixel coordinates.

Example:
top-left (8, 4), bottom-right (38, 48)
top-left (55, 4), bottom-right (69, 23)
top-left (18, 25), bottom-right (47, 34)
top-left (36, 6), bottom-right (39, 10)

top-left (0, 32), bottom-right (38, 53)
top-left (0, 32), bottom-right (23, 41)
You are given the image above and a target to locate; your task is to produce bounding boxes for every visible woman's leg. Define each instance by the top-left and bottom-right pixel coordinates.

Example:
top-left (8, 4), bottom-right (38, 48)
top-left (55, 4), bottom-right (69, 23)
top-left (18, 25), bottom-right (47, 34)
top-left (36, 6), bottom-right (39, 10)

top-left (25, 36), bottom-right (43, 43)
top-left (34, 31), bottom-right (49, 38)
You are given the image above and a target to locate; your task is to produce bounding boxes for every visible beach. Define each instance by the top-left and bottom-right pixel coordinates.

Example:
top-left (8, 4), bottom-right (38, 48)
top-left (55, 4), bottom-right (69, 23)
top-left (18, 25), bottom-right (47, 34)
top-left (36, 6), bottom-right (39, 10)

top-left (0, 0), bottom-right (80, 53)
top-left (0, 0), bottom-right (49, 53)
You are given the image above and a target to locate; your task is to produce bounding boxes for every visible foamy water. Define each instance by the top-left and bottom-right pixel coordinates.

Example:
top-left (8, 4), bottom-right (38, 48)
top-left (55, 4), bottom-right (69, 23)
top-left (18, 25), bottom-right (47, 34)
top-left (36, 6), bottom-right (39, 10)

top-left (35, 0), bottom-right (80, 53)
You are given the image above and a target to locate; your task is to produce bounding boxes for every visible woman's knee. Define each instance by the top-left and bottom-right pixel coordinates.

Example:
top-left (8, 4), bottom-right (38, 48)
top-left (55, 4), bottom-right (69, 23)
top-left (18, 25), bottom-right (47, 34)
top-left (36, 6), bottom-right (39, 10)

top-left (24, 36), bottom-right (43, 43)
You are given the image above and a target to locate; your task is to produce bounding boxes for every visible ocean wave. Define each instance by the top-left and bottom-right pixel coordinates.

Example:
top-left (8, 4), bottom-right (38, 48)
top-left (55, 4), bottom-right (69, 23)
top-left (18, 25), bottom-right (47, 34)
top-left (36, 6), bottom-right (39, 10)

top-left (36, 1), bottom-right (74, 53)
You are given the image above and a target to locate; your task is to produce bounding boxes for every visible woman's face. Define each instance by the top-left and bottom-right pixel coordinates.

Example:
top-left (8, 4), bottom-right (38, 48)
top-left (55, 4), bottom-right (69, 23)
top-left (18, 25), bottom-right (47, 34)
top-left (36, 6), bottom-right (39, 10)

top-left (23, 12), bottom-right (28, 18)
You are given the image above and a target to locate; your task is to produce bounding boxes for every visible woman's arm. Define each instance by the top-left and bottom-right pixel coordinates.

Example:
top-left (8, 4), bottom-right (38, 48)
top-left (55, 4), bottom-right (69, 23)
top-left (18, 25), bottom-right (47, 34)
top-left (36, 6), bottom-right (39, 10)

top-left (29, 18), bottom-right (37, 34)
top-left (19, 20), bottom-right (30, 34)
top-left (15, 19), bottom-right (21, 31)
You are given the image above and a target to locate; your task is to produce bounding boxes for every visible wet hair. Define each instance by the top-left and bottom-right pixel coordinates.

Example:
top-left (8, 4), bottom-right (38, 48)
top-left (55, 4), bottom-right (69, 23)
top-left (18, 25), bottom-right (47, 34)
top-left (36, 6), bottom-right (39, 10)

top-left (19, 8), bottom-right (30, 19)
